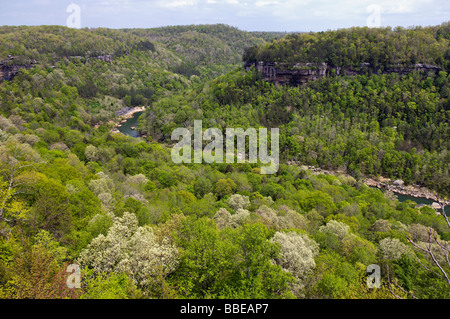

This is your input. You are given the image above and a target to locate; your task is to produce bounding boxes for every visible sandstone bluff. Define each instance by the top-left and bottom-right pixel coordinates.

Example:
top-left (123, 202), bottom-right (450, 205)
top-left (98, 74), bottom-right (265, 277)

top-left (244, 61), bottom-right (442, 86)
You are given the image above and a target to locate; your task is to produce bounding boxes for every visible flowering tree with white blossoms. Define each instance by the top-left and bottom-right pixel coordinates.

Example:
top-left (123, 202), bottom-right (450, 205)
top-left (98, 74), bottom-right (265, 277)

top-left (78, 212), bottom-right (179, 288)
top-left (271, 231), bottom-right (319, 297)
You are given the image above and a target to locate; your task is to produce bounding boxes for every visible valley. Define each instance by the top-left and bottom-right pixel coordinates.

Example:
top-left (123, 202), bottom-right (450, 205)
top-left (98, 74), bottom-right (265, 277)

top-left (0, 22), bottom-right (449, 300)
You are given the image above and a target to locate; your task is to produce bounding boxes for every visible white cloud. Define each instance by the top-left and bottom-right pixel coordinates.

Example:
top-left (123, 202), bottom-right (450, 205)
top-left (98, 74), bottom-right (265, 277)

top-left (157, 0), bottom-right (198, 8)
top-left (254, 1), bottom-right (280, 7)
top-left (31, 0), bottom-right (52, 5)
top-left (1, 0), bottom-right (447, 31)
top-left (380, 0), bottom-right (433, 14)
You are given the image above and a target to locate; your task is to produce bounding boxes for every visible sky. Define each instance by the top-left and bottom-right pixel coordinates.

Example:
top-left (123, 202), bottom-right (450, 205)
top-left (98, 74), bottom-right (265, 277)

top-left (0, 0), bottom-right (448, 32)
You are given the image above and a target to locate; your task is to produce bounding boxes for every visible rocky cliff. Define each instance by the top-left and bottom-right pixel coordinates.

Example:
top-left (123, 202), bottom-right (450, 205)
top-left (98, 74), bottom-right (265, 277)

top-left (0, 56), bottom-right (36, 82)
top-left (244, 61), bottom-right (442, 86)
top-left (0, 53), bottom-right (112, 83)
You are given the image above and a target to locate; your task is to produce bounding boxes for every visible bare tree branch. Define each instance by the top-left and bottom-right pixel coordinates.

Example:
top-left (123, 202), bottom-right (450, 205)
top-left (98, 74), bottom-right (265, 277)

top-left (425, 231), bottom-right (450, 286)
top-left (392, 278), bottom-right (417, 299)
top-left (404, 217), bottom-right (450, 288)
top-left (386, 264), bottom-right (403, 299)
top-left (414, 256), bottom-right (444, 280)
top-left (439, 202), bottom-right (450, 229)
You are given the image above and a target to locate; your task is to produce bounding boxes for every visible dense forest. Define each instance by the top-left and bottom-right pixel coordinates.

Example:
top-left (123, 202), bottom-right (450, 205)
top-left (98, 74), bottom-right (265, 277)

top-left (243, 23), bottom-right (450, 70)
top-left (0, 23), bottom-right (449, 300)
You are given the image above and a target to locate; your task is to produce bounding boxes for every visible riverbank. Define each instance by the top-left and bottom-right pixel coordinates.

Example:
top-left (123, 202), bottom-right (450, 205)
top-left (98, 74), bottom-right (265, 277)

top-left (111, 106), bottom-right (146, 134)
top-left (287, 161), bottom-right (449, 210)
top-left (364, 177), bottom-right (440, 201)
top-left (364, 176), bottom-right (450, 209)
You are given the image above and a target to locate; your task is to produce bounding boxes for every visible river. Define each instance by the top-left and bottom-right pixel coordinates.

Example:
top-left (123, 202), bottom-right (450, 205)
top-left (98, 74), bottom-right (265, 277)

top-left (117, 111), bottom-right (143, 138)
top-left (395, 192), bottom-right (449, 216)
top-left (367, 185), bottom-right (449, 215)
top-left (117, 119), bottom-right (449, 216)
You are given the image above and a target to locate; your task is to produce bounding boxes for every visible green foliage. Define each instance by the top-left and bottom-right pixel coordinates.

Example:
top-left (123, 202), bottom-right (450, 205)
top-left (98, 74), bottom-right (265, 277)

top-left (80, 269), bottom-right (140, 299)
top-left (138, 63), bottom-right (450, 195)
top-left (0, 23), bottom-right (449, 300)
top-left (215, 178), bottom-right (237, 199)
top-left (244, 23), bottom-right (450, 70)
top-left (77, 212), bottom-right (179, 294)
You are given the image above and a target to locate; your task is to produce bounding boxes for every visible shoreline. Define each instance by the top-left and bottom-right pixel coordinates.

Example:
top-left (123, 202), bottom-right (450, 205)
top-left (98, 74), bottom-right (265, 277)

top-left (111, 106), bottom-right (146, 134)
top-left (115, 106), bottom-right (146, 119)
top-left (364, 177), bottom-right (450, 206)
top-left (287, 162), bottom-right (450, 207)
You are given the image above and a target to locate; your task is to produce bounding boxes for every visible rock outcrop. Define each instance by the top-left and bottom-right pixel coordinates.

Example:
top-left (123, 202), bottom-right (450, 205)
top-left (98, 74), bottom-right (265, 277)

top-left (0, 52), bottom-right (113, 83)
top-left (244, 61), bottom-right (441, 86)
top-left (96, 55), bottom-right (112, 63)
top-left (68, 54), bottom-right (112, 63)
top-left (0, 56), bottom-right (36, 82)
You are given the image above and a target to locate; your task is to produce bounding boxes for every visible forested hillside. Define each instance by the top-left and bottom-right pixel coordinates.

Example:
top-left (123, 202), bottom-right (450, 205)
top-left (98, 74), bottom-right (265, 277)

top-left (124, 24), bottom-right (285, 78)
top-left (139, 66), bottom-right (450, 195)
top-left (0, 23), bottom-right (449, 300)
top-left (243, 23), bottom-right (450, 70)
top-left (0, 24), bottom-right (281, 130)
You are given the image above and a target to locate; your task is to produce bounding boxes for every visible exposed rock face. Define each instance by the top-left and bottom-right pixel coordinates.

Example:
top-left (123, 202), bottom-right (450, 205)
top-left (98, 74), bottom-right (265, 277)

top-left (0, 64), bottom-right (33, 81)
top-left (244, 61), bottom-right (328, 86)
top-left (244, 61), bottom-right (441, 86)
top-left (69, 54), bottom-right (112, 63)
top-left (0, 53), bottom-right (113, 83)
top-left (96, 55), bottom-right (112, 63)
top-left (0, 56), bottom-right (36, 82)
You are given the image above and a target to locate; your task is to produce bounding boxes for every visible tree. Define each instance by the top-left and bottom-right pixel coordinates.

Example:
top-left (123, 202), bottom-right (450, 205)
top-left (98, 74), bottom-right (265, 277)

top-left (69, 187), bottom-right (102, 227)
top-left (319, 220), bottom-right (350, 240)
top-left (0, 230), bottom-right (81, 299)
top-left (405, 204), bottom-right (450, 289)
top-left (379, 237), bottom-right (413, 261)
top-left (172, 216), bottom-right (236, 298)
top-left (231, 209), bottom-right (251, 227)
top-left (214, 179), bottom-right (236, 199)
top-left (79, 269), bottom-right (140, 299)
top-left (295, 190), bottom-right (336, 217)
top-left (271, 231), bottom-right (319, 297)
top-left (84, 145), bottom-right (99, 162)
top-left (223, 223), bottom-right (296, 298)
top-left (77, 212), bottom-right (179, 294)
top-left (213, 208), bottom-right (232, 230)
top-left (30, 177), bottom-right (73, 239)
top-left (227, 194), bottom-right (250, 210)
top-left (0, 181), bottom-right (29, 235)
top-left (0, 139), bottom-right (41, 224)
